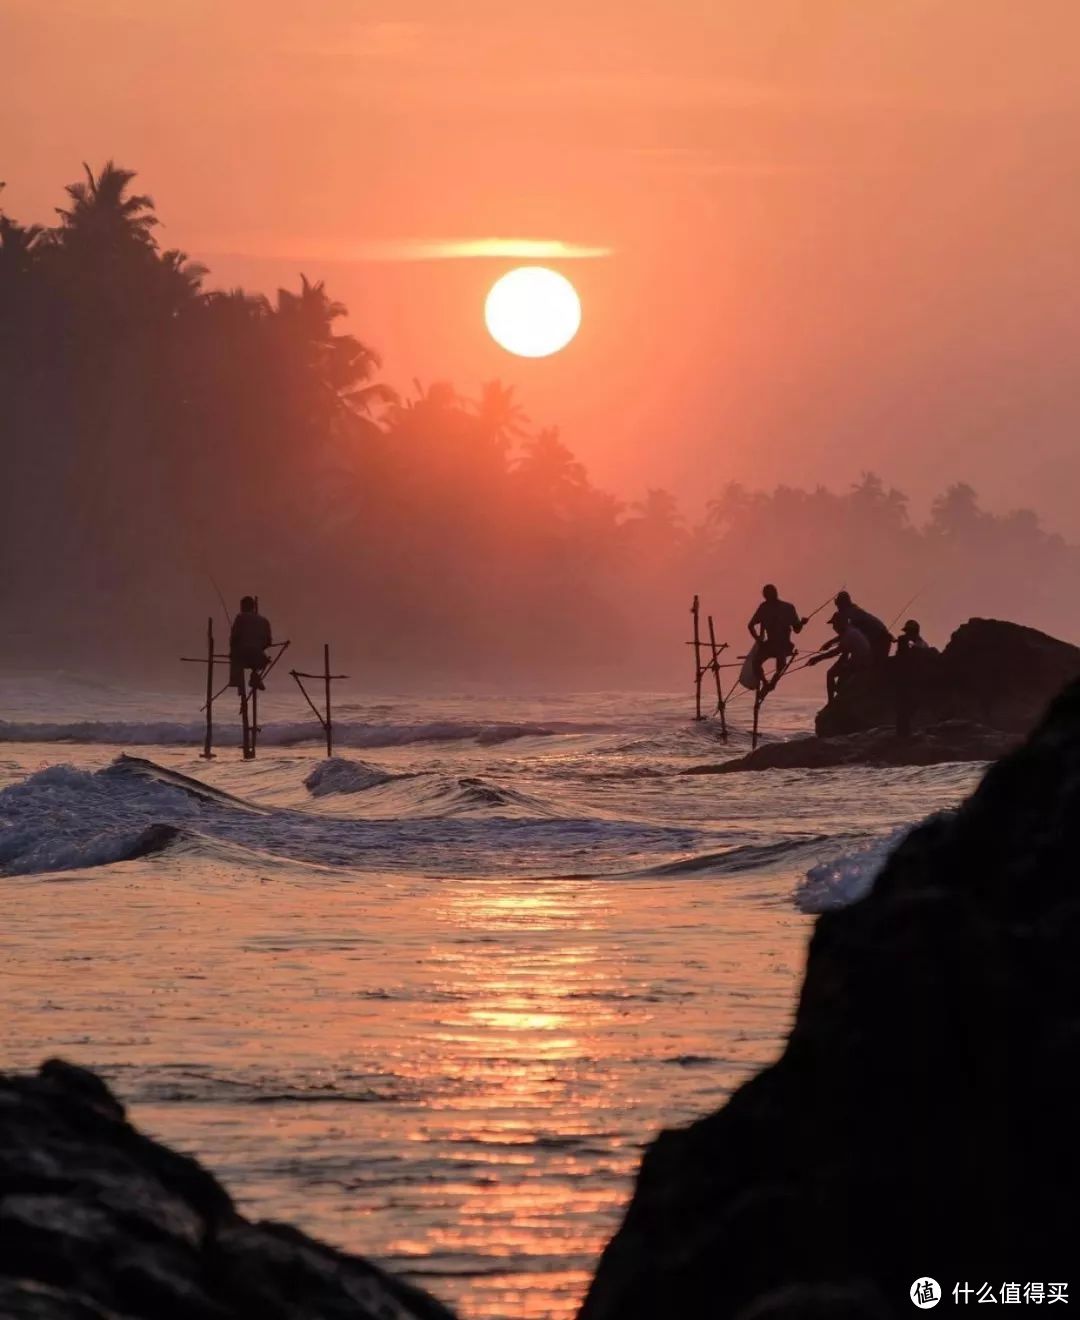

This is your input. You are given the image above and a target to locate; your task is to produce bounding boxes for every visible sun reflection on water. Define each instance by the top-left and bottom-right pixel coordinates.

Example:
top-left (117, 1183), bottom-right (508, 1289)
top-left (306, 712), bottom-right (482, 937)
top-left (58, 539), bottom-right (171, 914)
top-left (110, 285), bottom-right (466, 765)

top-left (3, 862), bottom-right (808, 1320)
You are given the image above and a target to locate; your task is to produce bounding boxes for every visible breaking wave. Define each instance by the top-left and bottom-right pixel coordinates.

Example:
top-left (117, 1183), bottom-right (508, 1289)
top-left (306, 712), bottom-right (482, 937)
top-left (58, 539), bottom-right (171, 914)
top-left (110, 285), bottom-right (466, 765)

top-left (795, 823), bottom-right (939, 912)
top-left (0, 755), bottom-right (684, 878)
top-left (305, 758), bottom-right (402, 796)
top-left (0, 818), bottom-right (182, 876)
top-left (0, 717), bottom-right (611, 749)
top-left (637, 834), bottom-right (856, 878)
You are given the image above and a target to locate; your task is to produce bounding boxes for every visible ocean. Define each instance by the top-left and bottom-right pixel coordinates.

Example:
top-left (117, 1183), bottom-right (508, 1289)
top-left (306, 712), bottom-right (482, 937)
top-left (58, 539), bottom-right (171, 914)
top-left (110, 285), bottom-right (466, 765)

top-left (0, 674), bottom-right (980, 1319)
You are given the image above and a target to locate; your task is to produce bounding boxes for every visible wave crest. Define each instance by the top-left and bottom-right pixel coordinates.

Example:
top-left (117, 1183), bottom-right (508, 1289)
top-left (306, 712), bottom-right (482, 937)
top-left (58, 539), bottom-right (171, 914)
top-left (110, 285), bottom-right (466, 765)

top-left (0, 717), bottom-right (609, 750)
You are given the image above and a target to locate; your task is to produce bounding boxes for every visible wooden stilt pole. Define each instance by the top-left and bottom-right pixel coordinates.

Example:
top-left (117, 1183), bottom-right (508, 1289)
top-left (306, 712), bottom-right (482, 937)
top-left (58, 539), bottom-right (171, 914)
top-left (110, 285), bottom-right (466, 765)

top-left (203, 617), bottom-right (215, 759)
top-left (240, 687), bottom-right (253, 760)
top-left (250, 678), bottom-right (259, 759)
top-left (290, 651), bottom-right (347, 759)
top-left (324, 643), bottom-right (333, 758)
top-left (707, 614), bottom-right (727, 742)
top-left (691, 596), bottom-right (703, 720)
top-left (752, 684), bottom-right (763, 751)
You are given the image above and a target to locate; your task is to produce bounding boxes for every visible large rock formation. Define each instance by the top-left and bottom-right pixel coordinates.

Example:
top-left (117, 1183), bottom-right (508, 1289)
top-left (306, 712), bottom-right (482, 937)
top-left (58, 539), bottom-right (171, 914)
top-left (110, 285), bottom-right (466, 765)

top-left (814, 616), bottom-right (1080, 737)
top-left (581, 676), bottom-right (1080, 1320)
top-left (0, 1059), bottom-right (455, 1320)
top-left (686, 719), bottom-right (1017, 773)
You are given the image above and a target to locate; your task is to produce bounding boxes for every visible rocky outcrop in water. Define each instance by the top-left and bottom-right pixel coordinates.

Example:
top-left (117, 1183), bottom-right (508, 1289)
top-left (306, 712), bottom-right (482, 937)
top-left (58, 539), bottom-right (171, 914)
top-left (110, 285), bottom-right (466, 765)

top-left (688, 720), bottom-right (1018, 773)
top-left (814, 616), bottom-right (1080, 738)
top-left (581, 676), bottom-right (1080, 1319)
top-left (0, 1059), bottom-right (455, 1320)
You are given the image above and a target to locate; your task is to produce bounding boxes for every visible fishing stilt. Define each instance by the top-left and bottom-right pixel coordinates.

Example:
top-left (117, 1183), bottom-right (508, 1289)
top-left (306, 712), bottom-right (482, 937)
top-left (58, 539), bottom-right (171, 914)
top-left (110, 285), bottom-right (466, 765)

top-left (323, 643), bottom-right (333, 758)
top-left (180, 616), bottom-right (231, 758)
top-left (291, 644), bottom-right (348, 761)
top-left (707, 614), bottom-right (728, 742)
top-left (202, 617), bottom-right (215, 759)
top-left (184, 613), bottom-right (290, 760)
top-left (691, 596), bottom-right (704, 721)
top-left (686, 597), bottom-right (732, 730)
top-left (240, 686), bottom-right (253, 760)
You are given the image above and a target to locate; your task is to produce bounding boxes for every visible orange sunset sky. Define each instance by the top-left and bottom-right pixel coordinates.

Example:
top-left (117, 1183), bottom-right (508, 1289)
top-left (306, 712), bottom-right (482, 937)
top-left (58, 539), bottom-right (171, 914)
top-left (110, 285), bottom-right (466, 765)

top-left (5, 0), bottom-right (1080, 531)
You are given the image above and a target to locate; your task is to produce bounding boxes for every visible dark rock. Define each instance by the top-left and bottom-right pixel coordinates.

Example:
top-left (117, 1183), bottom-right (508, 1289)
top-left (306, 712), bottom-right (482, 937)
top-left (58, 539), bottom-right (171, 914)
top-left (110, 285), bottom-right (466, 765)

top-left (580, 677), bottom-right (1080, 1319)
top-left (0, 1060), bottom-right (455, 1320)
top-left (814, 617), bottom-right (1080, 737)
top-left (687, 720), bottom-right (1018, 773)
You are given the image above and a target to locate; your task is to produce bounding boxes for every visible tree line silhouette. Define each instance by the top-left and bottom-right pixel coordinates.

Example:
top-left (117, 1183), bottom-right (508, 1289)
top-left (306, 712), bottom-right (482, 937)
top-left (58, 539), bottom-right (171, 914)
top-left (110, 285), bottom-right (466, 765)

top-left (2, 163), bottom-right (1076, 684)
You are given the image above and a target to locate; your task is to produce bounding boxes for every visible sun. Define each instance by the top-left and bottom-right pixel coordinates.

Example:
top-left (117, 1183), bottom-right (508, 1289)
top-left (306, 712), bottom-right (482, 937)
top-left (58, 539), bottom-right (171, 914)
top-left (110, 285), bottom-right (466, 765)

top-left (484, 267), bottom-right (581, 358)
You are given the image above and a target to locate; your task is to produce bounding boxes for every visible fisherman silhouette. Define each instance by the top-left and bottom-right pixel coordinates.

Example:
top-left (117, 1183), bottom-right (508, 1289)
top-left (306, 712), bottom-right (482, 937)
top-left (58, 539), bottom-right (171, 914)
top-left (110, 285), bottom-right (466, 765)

top-left (229, 596), bottom-right (273, 693)
top-left (894, 619), bottom-right (936, 736)
top-left (808, 615), bottom-right (871, 703)
top-left (833, 590), bottom-right (893, 663)
top-left (748, 584), bottom-right (807, 690)
top-left (897, 618), bottom-right (931, 652)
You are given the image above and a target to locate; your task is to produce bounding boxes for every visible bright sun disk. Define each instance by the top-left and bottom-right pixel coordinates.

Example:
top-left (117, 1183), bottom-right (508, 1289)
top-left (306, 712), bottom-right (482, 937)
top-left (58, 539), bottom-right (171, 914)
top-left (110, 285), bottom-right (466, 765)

top-left (485, 267), bottom-right (581, 358)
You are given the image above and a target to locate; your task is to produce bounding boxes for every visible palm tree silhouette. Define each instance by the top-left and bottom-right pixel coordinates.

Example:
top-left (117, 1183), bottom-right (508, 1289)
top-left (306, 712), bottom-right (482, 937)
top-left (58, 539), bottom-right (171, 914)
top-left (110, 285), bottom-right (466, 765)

top-left (516, 427), bottom-right (586, 504)
top-left (0, 214), bottom-right (45, 276)
top-left (473, 380), bottom-right (529, 449)
top-left (54, 160), bottom-right (159, 249)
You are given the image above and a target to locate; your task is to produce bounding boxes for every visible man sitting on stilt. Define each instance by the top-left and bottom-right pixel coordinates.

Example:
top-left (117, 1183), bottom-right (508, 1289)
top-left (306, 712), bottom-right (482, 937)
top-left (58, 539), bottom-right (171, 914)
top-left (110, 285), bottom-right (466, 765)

top-left (748, 584), bottom-right (807, 692)
top-left (229, 596), bottom-right (273, 693)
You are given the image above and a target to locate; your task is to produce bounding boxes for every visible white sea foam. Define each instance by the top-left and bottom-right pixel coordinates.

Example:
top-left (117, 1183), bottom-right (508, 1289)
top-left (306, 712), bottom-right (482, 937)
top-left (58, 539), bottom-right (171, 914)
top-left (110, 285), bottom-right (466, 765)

top-left (0, 764), bottom-right (196, 876)
top-left (794, 825), bottom-right (914, 912)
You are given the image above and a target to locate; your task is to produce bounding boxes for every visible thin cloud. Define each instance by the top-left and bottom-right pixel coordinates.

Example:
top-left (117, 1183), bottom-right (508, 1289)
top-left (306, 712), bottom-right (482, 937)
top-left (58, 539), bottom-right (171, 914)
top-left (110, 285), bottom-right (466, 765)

top-left (196, 236), bottom-right (613, 266)
top-left (352, 238), bottom-right (613, 261)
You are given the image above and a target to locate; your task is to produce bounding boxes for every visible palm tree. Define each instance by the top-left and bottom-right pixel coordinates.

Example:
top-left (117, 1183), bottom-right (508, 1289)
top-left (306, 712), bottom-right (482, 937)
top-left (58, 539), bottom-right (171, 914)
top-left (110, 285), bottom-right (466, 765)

top-left (400, 379), bottom-right (461, 413)
top-left (274, 273), bottom-right (346, 337)
top-left (203, 286), bottom-right (272, 323)
top-left (635, 488), bottom-right (683, 526)
top-left (474, 380), bottom-right (529, 449)
top-left (0, 214), bottom-right (44, 277)
top-left (156, 248), bottom-right (208, 315)
top-left (623, 488), bottom-right (686, 555)
top-left (54, 160), bottom-right (159, 249)
top-left (516, 427), bottom-right (586, 505)
top-left (928, 482), bottom-right (983, 542)
top-left (273, 274), bottom-right (394, 422)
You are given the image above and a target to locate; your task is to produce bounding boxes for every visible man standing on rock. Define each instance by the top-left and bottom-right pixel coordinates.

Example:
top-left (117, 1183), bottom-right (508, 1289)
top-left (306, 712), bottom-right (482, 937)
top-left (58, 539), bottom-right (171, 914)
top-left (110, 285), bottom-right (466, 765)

top-left (897, 619), bottom-right (932, 652)
top-left (894, 619), bottom-right (936, 736)
top-left (748, 584), bottom-right (808, 691)
top-left (809, 615), bottom-right (871, 703)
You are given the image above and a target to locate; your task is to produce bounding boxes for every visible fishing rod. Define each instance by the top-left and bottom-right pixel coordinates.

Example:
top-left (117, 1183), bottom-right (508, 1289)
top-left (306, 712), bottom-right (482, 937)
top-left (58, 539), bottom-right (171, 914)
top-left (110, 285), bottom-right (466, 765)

top-left (803, 585), bottom-right (844, 626)
top-left (206, 568), bottom-right (233, 633)
top-left (887, 588), bottom-right (925, 634)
